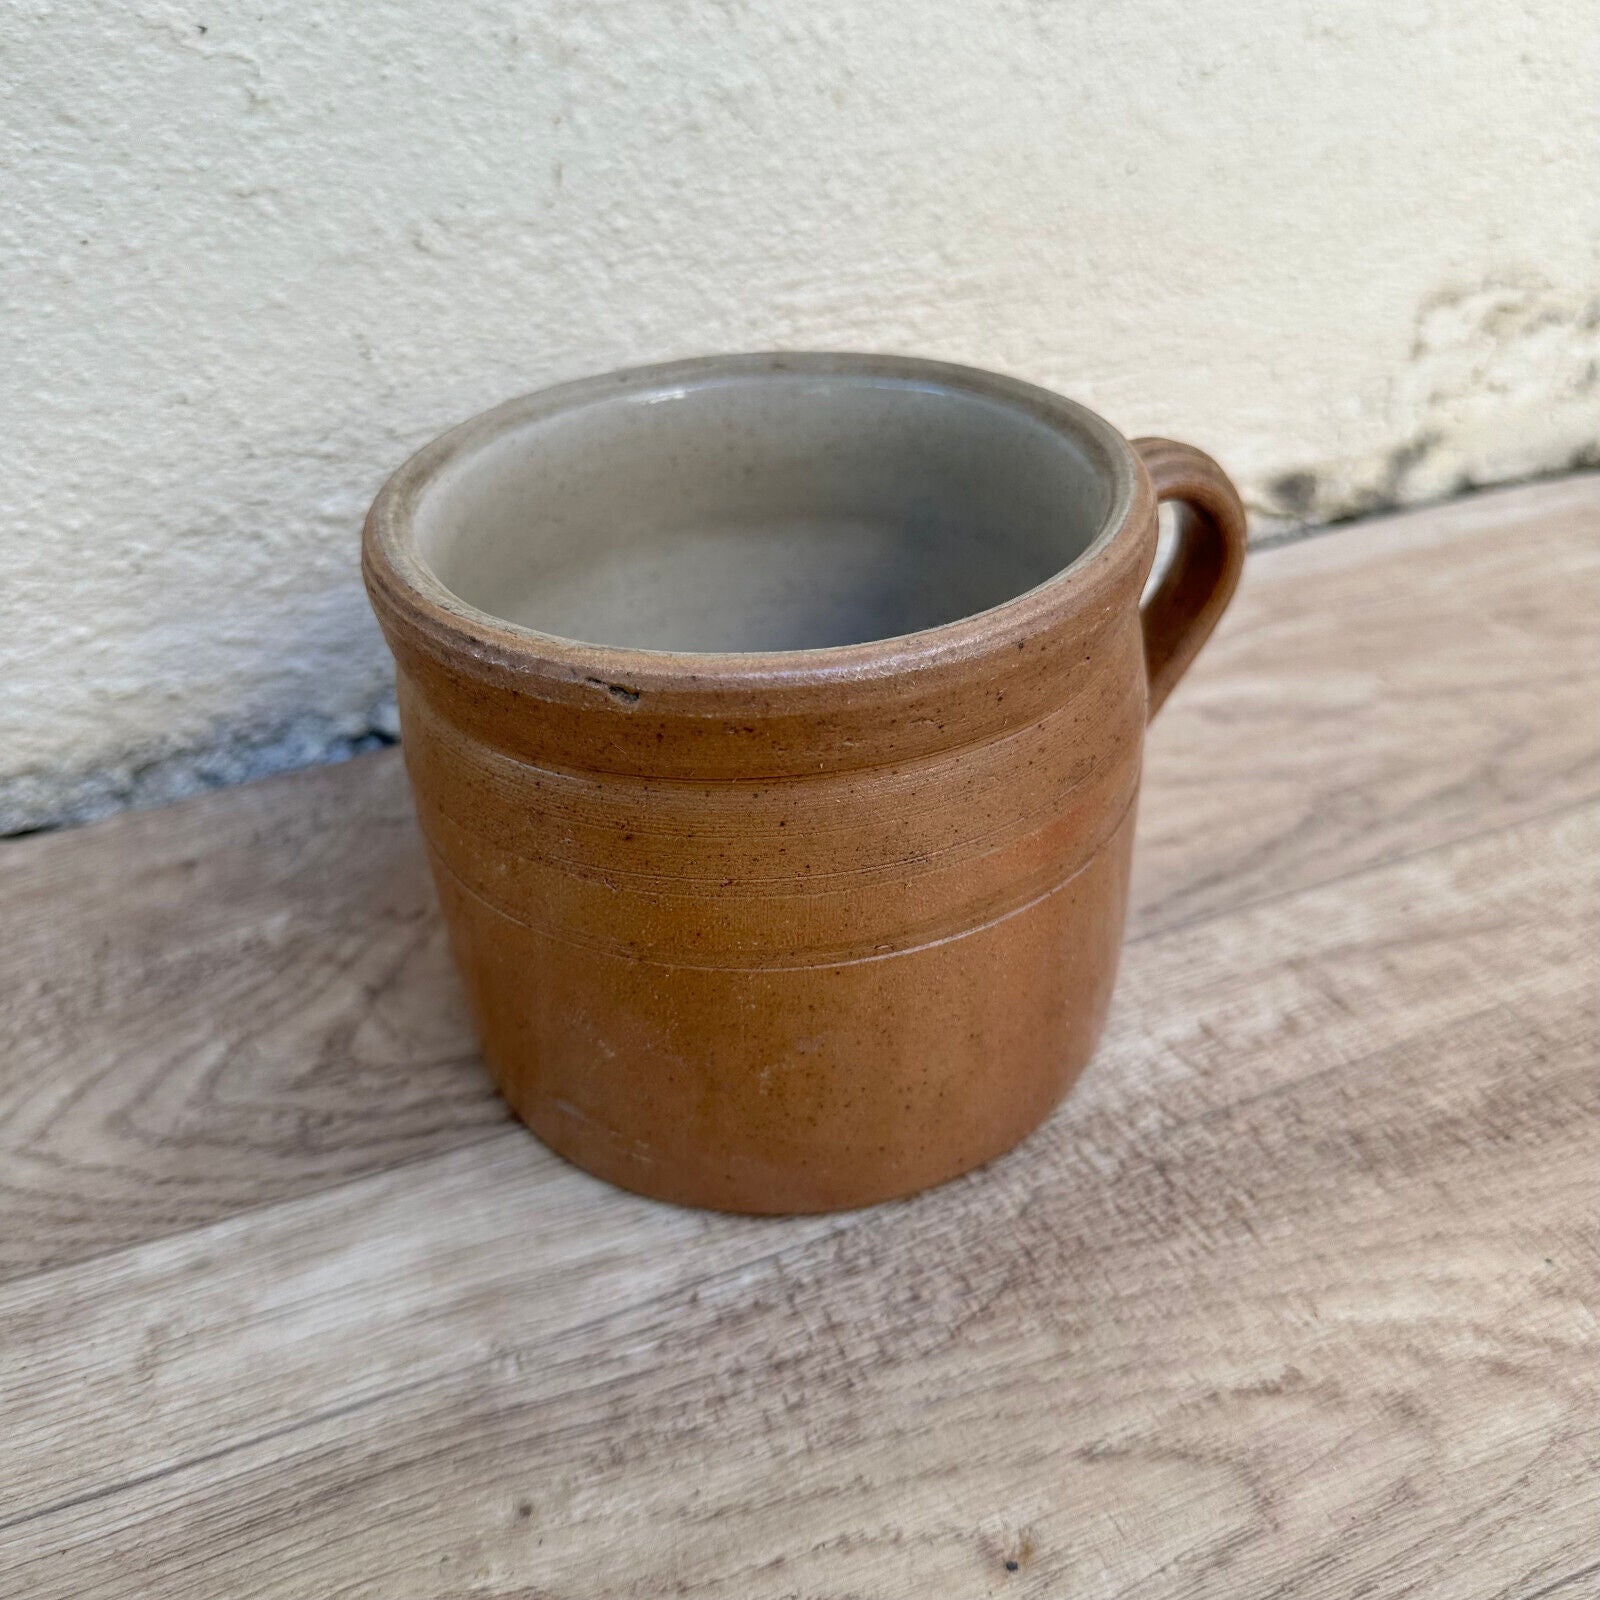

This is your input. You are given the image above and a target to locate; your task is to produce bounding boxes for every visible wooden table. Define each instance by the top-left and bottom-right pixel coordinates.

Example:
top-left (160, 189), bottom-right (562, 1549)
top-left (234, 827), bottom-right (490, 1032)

top-left (2, 477), bottom-right (1596, 1599)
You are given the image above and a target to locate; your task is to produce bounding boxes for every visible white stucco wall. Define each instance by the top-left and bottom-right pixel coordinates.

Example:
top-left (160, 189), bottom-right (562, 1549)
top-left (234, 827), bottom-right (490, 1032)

top-left (3, 0), bottom-right (1596, 832)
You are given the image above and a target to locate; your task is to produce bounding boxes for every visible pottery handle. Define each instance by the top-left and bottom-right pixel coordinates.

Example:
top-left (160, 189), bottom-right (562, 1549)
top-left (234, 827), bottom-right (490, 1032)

top-left (1132, 437), bottom-right (1248, 719)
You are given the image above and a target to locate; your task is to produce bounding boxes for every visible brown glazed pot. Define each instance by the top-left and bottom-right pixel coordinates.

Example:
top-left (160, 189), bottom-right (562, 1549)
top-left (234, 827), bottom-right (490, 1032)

top-left (363, 354), bottom-right (1245, 1213)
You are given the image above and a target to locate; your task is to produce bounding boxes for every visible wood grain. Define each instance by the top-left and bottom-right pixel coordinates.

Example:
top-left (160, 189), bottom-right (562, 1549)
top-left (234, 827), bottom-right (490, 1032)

top-left (2, 475), bottom-right (1595, 1284)
top-left (0, 801), bottom-right (1594, 1597)
top-left (0, 475), bottom-right (1596, 1597)
top-left (1133, 472), bottom-right (1600, 934)
top-left (0, 754), bottom-right (506, 1281)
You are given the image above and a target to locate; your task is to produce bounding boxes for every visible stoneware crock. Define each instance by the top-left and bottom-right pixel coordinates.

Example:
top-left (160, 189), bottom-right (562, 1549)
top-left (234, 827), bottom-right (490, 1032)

top-left (363, 353), bottom-right (1246, 1213)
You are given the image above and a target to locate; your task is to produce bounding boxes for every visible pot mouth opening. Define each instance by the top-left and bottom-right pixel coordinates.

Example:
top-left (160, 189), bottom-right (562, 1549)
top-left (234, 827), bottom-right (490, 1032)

top-left (373, 354), bottom-right (1137, 671)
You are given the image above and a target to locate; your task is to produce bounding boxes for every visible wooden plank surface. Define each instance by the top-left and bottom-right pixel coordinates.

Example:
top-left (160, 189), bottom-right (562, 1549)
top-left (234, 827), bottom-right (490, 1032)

top-left (1, 475), bottom-right (1597, 1597)
top-left (3, 474), bottom-right (1593, 1284)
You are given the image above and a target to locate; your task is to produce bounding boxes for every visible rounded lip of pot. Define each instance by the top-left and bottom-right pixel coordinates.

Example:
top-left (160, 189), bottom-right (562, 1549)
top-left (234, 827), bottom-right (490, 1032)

top-left (362, 351), bottom-right (1152, 704)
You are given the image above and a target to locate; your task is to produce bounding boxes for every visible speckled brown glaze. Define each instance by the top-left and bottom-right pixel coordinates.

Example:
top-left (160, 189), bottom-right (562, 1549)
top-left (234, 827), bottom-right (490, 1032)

top-left (363, 354), bottom-right (1245, 1212)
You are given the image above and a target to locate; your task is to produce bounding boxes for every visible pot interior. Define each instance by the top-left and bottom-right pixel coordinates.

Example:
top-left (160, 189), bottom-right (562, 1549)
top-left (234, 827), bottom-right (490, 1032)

top-left (411, 370), bottom-right (1114, 653)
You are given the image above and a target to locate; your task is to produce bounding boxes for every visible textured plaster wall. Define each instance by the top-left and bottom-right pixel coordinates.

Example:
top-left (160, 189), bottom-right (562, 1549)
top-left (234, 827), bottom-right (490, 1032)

top-left (2, 0), bottom-right (1596, 832)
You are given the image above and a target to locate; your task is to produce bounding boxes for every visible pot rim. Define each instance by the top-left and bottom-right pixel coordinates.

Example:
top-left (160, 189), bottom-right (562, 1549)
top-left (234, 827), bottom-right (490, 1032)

top-left (363, 351), bottom-right (1151, 696)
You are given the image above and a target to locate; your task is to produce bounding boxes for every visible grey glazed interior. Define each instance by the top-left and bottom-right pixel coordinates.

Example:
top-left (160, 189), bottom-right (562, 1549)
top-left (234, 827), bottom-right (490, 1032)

top-left (415, 373), bottom-right (1112, 653)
